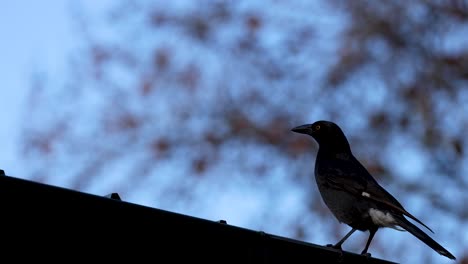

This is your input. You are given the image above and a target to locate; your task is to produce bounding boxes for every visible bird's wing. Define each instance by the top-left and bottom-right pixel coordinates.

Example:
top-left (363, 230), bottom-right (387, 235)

top-left (363, 182), bottom-right (434, 233)
top-left (320, 160), bottom-right (434, 233)
top-left (320, 168), bottom-right (368, 193)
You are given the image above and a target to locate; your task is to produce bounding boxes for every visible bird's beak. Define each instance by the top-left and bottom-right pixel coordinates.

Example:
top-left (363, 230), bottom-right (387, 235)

top-left (291, 124), bottom-right (312, 135)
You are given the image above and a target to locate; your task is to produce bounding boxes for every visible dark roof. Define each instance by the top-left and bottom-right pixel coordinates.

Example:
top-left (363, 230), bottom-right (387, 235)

top-left (0, 170), bottom-right (397, 263)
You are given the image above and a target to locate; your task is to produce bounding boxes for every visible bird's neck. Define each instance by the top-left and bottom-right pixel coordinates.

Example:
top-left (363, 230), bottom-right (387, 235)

top-left (317, 141), bottom-right (352, 159)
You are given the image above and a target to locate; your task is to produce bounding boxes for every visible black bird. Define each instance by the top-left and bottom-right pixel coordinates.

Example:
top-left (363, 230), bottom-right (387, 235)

top-left (291, 120), bottom-right (455, 260)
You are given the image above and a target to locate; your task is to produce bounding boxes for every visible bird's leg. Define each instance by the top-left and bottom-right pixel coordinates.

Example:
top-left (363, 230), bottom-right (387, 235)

top-left (361, 227), bottom-right (378, 257)
top-left (327, 228), bottom-right (357, 250)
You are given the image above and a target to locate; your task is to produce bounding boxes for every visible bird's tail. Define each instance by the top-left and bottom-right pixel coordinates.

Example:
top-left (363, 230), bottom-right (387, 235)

top-left (395, 215), bottom-right (455, 260)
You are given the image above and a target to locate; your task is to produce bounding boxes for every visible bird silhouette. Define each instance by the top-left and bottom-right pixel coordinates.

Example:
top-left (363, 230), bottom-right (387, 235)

top-left (291, 120), bottom-right (455, 260)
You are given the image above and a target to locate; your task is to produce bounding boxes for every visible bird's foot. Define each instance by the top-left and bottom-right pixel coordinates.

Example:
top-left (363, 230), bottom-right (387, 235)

top-left (361, 252), bottom-right (372, 258)
top-left (327, 244), bottom-right (344, 261)
top-left (326, 244), bottom-right (342, 250)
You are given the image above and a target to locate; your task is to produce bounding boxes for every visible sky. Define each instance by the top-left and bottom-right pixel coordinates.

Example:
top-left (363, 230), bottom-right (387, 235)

top-left (0, 2), bottom-right (463, 262)
top-left (0, 1), bottom-right (73, 175)
top-left (0, 1), bottom-right (111, 176)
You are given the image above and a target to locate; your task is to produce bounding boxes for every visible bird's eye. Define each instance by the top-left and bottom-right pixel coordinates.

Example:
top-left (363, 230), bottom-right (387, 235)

top-left (315, 125), bottom-right (321, 131)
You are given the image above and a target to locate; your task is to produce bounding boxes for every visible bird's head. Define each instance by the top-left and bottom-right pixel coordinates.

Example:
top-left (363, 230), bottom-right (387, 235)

top-left (291, 120), bottom-right (351, 153)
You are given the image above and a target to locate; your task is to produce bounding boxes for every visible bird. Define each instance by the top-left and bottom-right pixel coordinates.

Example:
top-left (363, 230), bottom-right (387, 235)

top-left (291, 120), bottom-right (455, 260)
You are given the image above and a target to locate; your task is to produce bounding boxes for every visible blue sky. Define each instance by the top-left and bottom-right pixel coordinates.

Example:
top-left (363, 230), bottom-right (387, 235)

top-left (0, 2), bottom-right (463, 262)
top-left (0, 1), bottom-right (73, 175)
top-left (0, 1), bottom-right (112, 175)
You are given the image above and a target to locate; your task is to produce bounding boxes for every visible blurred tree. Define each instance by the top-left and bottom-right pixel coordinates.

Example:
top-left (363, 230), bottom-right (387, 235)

top-left (21, 0), bottom-right (467, 262)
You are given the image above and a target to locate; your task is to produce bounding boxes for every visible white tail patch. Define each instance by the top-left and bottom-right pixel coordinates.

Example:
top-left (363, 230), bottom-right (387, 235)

top-left (368, 208), bottom-right (403, 231)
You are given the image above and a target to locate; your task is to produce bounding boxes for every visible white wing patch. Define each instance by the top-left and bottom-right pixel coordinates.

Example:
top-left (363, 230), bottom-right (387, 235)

top-left (368, 208), bottom-right (404, 231)
top-left (362, 192), bottom-right (371, 198)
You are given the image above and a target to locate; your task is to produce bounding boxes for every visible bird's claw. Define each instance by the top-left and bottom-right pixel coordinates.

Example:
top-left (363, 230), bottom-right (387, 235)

top-left (327, 244), bottom-right (344, 261)
top-left (326, 244), bottom-right (342, 250)
top-left (361, 252), bottom-right (372, 258)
